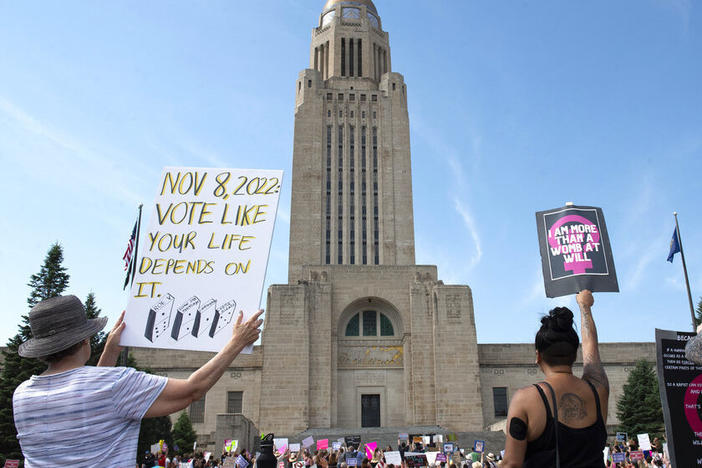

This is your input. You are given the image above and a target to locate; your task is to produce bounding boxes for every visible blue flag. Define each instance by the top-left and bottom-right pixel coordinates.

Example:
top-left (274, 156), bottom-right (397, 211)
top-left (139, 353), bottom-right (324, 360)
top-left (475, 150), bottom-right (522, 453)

top-left (667, 227), bottom-right (680, 263)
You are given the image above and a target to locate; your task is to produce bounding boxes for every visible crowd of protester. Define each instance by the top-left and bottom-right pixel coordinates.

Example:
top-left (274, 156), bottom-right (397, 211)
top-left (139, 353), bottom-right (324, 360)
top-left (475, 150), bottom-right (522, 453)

top-left (138, 435), bottom-right (674, 468)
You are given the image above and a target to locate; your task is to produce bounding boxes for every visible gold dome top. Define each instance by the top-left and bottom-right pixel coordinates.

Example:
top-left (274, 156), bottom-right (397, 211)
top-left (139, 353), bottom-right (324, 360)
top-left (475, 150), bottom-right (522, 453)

top-left (323, 0), bottom-right (377, 15)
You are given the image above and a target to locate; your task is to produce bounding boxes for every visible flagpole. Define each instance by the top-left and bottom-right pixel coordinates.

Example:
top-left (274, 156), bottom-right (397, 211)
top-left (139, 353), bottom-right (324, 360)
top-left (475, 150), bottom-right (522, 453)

top-left (674, 212), bottom-right (696, 331)
top-left (121, 204), bottom-right (143, 367)
top-left (130, 204), bottom-right (143, 289)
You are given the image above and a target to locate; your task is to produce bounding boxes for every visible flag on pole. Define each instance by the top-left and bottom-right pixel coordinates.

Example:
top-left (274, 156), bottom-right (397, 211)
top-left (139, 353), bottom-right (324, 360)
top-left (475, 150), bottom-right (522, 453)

top-left (667, 227), bottom-right (680, 263)
top-left (123, 205), bottom-right (143, 290)
top-left (122, 221), bottom-right (137, 270)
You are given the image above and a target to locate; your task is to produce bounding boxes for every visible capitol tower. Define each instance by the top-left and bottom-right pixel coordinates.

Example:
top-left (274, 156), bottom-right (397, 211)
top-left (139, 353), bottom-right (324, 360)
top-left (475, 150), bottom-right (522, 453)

top-left (259, 0), bottom-right (483, 434)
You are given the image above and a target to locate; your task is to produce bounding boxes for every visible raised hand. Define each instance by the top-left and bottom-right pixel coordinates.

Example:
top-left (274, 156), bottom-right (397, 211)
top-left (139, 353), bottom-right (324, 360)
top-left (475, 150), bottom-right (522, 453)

top-left (232, 309), bottom-right (264, 348)
top-left (97, 310), bottom-right (126, 367)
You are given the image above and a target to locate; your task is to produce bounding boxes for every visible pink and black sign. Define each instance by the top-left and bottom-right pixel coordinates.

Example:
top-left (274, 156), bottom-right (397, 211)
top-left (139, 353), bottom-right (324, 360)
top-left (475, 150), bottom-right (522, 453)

top-left (535, 205), bottom-right (619, 297)
top-left (655, 329), bottom-right (702, 467)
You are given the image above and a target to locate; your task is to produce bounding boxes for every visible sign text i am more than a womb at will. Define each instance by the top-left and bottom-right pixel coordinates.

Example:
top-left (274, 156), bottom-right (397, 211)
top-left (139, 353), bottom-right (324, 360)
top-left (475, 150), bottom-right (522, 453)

top-left (120, 167), bottom-right (283, 353)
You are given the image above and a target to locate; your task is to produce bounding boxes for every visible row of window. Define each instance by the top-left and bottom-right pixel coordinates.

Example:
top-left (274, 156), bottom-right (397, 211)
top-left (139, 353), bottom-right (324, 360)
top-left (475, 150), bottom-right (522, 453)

top-left (325, 124), bottom-right (379, 265)
top-left (327, 93), bottom-right (378, 102)
top-left (328, 109), bottom-right (377, 120)
top-left (344, 310), bottom-right (394, 337)
top-left (189, 391), bottom-right (243, 424)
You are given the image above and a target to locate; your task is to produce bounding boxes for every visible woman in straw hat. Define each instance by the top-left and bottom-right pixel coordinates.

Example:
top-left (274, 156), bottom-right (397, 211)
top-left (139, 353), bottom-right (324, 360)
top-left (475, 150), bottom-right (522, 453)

top-left (13, 295), bottom-right (262, 467)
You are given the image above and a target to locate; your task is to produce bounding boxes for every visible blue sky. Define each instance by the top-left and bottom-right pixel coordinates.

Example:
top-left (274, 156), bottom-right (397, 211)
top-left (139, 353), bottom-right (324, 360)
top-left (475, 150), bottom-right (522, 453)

top-left (0, 0), bottom-right (700, 346)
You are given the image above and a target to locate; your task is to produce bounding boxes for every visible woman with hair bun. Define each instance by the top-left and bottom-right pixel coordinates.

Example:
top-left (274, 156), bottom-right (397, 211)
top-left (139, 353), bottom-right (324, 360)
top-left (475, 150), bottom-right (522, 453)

top-left (502, 290), bottom-right (608, 468)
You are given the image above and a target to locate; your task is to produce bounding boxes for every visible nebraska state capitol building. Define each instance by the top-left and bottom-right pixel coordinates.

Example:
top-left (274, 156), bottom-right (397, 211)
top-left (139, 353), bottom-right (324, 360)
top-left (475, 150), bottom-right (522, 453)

top-left (130, 0), bottom-right (654, 448)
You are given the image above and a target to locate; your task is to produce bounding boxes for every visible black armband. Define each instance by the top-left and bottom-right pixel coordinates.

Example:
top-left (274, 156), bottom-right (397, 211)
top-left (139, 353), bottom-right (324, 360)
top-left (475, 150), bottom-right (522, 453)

top-left (509, 417), bottom-right (528, 441)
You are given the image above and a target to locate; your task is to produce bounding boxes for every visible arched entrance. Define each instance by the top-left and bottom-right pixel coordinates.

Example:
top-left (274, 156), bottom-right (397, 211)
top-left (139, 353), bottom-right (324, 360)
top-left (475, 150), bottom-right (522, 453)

top-left (336, 297), bottom-right (405, 428)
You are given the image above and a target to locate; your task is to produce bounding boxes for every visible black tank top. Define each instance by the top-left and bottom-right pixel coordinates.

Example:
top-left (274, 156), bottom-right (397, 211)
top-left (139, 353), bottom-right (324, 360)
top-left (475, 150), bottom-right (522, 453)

top-left (523, 380), bottom-right (607, 468)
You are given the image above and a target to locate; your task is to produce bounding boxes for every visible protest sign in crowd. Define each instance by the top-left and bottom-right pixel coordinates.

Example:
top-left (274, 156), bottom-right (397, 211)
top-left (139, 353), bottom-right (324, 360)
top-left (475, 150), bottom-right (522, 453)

top-left (136, 432), bottom-right (674, 468)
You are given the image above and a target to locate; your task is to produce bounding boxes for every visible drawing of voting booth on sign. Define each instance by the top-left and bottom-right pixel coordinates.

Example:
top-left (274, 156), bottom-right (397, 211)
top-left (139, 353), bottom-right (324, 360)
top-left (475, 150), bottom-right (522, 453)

top-left (121, 167), bottom-right (283, 353)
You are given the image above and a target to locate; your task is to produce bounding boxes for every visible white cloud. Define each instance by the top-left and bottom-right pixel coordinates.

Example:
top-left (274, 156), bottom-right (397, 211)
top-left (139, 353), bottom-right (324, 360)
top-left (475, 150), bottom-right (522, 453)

top-left (452, 196), bottom-right (482, 270)
top-left (0, 96), bottom-right (150, 205)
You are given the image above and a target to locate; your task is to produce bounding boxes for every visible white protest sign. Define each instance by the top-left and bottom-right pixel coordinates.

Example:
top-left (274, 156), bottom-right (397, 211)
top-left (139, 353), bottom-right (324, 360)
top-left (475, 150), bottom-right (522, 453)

top-left (150, 443), bottom-right (160, 454)
top-left (121, 167), bottom-right (282, 353)
top-left (384, 452), bottom-right (402, 466)
top-left (424, 452), bottom-right (438, 465)
top-left (332, 442), bottom-right (341, 451)
top-left (290, 443), bottom-right (301, 453)
top-left (637, 433), bottom-right (652, 451)
top-left (274, 438), bottom-right (289, 453)
top-left (302, 436), bottom-right (314, 448)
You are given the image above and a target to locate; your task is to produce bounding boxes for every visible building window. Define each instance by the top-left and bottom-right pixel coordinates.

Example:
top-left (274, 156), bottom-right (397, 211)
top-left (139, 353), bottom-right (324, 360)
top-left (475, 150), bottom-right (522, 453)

top-left (358, 38), bottom-right (363, 76)
top-left (322, 10), bottom-right (336, 27)
top-left (349, 38), bottom-right (354, 77)
top-left (344, 311), bottom-right (394, 337)
top-left (361, 94), bottom-right (367, 102)
top-left (326, 125), bottom-right (332, 264)
top-left (350, 111), bottom-right (354, 118)
top-left (493, 387), bottom-right (508, 417)
top-left (338, 124), bottom-right (344, 264)
top-left (349, 125), bottom-right (355, 264)
top-left (380, 314), bottom-right (394, 336)
top-left (327, 93), bottom-right (333, 100)
top-left (343, 7), bottom-right (361, 19)
top-left (349, 94), bottom-right (355, 101)
top-left (345, 314), bottom-right (360, 336)
top-left (363, 310), bottom-right (377, 336)
top-left (372, 94), bottom-right (377, 101)
top-left (189, 395), bottom-right (205, 424)
top-left (373, 111), bottom-right (376, 119)
top-left (361, 126), bottom-right (367, 265)
top-left (367, 12), bottom-right (379, 29)
top-left (341, 38), bottom-right (346, 76)
top-left (372, 126), bottom-right (379, 264)
top-left (328, 110), bottom-right (332, 118)
top-left (227, 391), bottom-right (243, 414)
top-left (308, 80), bottom-right (312, 88)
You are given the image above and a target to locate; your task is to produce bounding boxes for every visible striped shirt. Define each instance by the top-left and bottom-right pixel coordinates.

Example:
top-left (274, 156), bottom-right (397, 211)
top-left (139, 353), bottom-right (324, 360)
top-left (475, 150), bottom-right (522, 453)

top-left (13, 366), bottom-right (168, 468)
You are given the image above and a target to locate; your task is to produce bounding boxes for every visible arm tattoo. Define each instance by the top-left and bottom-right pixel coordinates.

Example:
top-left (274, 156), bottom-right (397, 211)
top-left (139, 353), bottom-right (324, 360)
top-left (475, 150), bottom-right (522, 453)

top-left (559, 393), bottom-right (587, 422)
top-left (686, 333), bottom-right (702, 364)
top-left (581, 310), bottom-right (609, 391)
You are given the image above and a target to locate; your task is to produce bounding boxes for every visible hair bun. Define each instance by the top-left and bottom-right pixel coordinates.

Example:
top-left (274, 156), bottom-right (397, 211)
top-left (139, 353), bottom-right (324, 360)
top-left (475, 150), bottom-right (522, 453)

top-left (548, 307), bottom-right (574, 331)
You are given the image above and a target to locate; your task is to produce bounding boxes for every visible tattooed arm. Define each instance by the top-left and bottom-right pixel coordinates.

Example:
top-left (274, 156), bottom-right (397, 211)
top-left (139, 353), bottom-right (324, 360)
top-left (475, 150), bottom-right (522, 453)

top-left (685, 324), bottom-right (702, 364)
top-left (578, 290), bottom-right (609, 399)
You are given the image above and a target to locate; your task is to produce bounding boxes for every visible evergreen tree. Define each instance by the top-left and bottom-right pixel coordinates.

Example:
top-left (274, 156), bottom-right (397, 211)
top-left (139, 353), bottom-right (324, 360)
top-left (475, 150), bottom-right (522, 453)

top-left (137, 403), bottom-right (174, 463)
top-left (0, 243), bottom-right (70, 462)
top-left (695, 297), bottom-right (702, 327)
top-left (616, 360), bottom-right (664, 437)
top-left (172, 411), bottom-right (197, 455)
top-left (84, 292), bottom-right (107, 366)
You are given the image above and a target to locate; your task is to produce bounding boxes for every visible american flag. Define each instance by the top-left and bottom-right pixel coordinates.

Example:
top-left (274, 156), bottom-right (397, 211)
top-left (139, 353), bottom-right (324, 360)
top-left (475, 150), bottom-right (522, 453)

top-left (122, 221), bottom-right (137, 270)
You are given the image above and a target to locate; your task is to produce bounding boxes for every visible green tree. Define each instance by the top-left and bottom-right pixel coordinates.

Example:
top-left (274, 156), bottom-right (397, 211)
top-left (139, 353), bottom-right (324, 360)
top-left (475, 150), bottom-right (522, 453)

top-left (616, 360), bottom-right (664, 437)
top-left (694, 297), bottom-right (702, 327)
top-left (0, 243), bottom-right (70, 463)
top-left (172, 411), bottom-right (197, 455)
top-left (137, 407), bottom-right (174, 463)
top-left (84, 292), bottom-right (108, 366)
